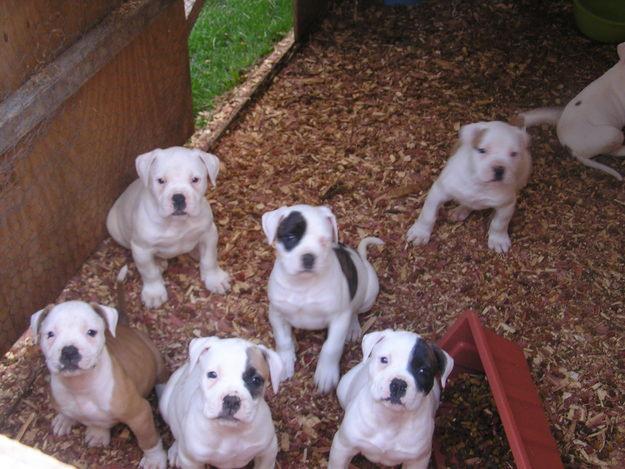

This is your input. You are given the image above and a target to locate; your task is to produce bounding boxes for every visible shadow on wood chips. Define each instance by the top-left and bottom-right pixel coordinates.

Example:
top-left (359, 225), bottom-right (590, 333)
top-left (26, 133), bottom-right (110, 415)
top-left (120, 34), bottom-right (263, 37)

top-left (1, 0), bottom-right (623, 467)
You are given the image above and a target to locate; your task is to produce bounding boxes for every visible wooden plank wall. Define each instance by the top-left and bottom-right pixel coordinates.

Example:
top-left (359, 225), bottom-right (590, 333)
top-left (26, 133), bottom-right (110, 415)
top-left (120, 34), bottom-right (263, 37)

top-left (0, 0), bottom-right (193, 354)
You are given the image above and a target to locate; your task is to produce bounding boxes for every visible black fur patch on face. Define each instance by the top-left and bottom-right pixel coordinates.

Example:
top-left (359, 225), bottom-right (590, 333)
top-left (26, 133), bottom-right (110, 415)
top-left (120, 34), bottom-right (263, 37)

top-left (333, 244), bottom-right (358, 300)
top-left (277, 211), bottom-right (306, 251)
top-left (408, 339), bottom-right (437, 394)
top-left (242, 366), bottom-right (265, 399)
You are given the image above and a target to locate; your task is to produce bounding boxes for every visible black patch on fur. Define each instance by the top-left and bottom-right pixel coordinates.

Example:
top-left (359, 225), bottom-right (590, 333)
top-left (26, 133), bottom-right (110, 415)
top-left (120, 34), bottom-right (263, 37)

top-left (242, 367), bottom-right (265, 399)
top-left (575, 100), bottom-right (582, 106)
top-left (408, 339), bottom-right (436, 394)
top-left (333, 243), bottom-right (358, 300)
top-left (277, 211), bottom-right (306, 251)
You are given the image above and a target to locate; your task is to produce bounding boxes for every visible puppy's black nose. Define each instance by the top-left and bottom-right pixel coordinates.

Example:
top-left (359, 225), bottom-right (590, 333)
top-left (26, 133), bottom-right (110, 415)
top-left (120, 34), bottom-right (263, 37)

top-left (172, 193), bottom-right (186, 210)
top-left (389, 378), bottom-right (407, 400)
top-left (60, 345), bottom-right (80, 365)
top-left (222, 395), bottom-right (241, 415)
top-left (493, 166), bottom-right (505, 181)
top-left (302, 253), bottom-right (315, 270)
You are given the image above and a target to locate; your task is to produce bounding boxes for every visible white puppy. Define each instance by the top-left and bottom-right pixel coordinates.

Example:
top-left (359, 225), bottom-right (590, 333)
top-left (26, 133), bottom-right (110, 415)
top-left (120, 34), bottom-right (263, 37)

top-left (158, 337), bottom-right (283, 469)
top-left (328, 330), bottom-right (454, 469)
top-left (106, 146), bottom-right (230, 308)
top-left (518, 42), bottom-right (625, 181)
top-left (407, 121), bottom-right (531, 253)
top-left (262, 204), bottom-right (383, 394)
top-left (30, 297), bottom-right (168, 469)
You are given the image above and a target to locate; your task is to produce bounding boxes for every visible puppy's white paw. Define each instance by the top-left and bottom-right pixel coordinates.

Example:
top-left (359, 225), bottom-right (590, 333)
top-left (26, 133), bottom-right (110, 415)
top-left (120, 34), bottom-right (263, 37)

top-left (449, 205), bottom-right (472, 222)
top-left (52, 413), bottom-right (75, 436)
top-left (278, 349), bottom-right (296, 380)
top-left (406, 222), bottom-right (431, 245)
top-left (141, 282), bottom-right (168, 308)
top-left (203, 268), bottom-right (230, 294)
top-left (85, 426), bottom-right (110, 447)
top-left (139, 441), bottom-right (167, 469)
top-left (167, 441), bottom-right (180, 468)
top-left (488, 232), bottom-right (511, 253)
top-left (314, 362), bottom-right (340, 394)
top-left (346, 316), bottom-right (361, 342)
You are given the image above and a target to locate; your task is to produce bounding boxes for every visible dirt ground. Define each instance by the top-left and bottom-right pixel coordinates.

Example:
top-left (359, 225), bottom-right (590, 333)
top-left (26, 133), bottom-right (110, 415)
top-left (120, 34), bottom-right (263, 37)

top-left (1, 0), bottom-right (624, 467)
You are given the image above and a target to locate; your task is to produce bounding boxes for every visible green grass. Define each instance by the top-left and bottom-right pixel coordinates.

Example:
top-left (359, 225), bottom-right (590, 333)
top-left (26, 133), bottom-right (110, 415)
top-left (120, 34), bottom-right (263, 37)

top-left (188, 0), bottom-right (293, 125)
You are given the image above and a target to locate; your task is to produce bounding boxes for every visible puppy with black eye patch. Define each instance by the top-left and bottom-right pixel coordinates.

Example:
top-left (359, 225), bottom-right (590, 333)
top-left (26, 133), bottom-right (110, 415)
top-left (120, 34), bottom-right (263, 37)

top-left (261, 204), bottom-right (384, 394)
top-left (328, 329), bottom-right (454, 469)
top-left (158, 337), bottom-right (283, 469)
top-left (407, 121), bottom-right (531, 253)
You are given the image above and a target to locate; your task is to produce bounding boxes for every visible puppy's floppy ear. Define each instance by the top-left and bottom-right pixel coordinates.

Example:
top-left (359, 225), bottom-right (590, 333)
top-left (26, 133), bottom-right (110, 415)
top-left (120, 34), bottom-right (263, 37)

top-left (89, 303), bottom-right (119, 337)
top-left (318, 206), bottom-right (339, 243)
top-left (618, 42), bottom-right (625, 62)
top-left (195, 150), bottom-right (220, 188)
top-left (135, 149), bottom-right (160, 187)
top-left (432, 345), bottom-right (454, 389)
top-left (30, 305), bottom-right (53, 344)
top-left (459, 122), bottom-right (487, 149)
top-left (361, 329), bottom-right (391, 359)
top-left (261, 206), bottom-right (288, 245)
top-left (257, 344), bottom-right (284, 394)
top-left (188, 336), bottom-right (220, 373)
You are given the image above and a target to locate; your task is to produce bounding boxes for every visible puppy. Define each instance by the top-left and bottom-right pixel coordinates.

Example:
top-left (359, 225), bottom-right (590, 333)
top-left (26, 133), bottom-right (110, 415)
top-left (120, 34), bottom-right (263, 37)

top-left (262, 204), bottom-right (383, 393)
top-left (106, 146), bottom-right (230, 308)
top-left (517, 42), bottom-right (625, 181)
top-left (328, 330), bottom-right (454, 469)
top-left (407, 121), bottom-right (531, 253)
top-left (30, 269), bottom-right (168, 468)
top-left (158, 337), bottom-right (283, 469)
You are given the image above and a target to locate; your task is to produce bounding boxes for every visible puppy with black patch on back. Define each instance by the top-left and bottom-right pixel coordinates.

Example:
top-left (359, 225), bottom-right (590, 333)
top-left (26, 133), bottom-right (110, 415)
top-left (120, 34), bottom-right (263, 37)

top-left (158, 337), bottom-right (283, 469)
top-left (407, 121), bottom-right (531, 253)
top-left (261, 204), bottom-right (384, 394)
top-left (328, 330), bottom-right (454, 469)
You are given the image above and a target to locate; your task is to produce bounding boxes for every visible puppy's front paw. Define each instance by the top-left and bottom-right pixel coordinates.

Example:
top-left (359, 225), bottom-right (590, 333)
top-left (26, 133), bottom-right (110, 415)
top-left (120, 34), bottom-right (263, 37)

top-left (278, 349), bottom-right (296, 380)
top-left (52, 413), bottom-right (75, 436)
top-left (203, 268), bottom-right (230, 294)
top-left (85, 426), bottom-right (110, 447)
top-left (314, 362), bottom-right (340, 394)
top-left (141, 282), bottom-right (168, 308)
top-left (406, 222), bottom-right (431, 245)
top-left (449, 205), bottom-right (472, 222)
top-left (140, 441), bottom-right (167, 469)
top-left (488, 232), bottom-right (511, 253)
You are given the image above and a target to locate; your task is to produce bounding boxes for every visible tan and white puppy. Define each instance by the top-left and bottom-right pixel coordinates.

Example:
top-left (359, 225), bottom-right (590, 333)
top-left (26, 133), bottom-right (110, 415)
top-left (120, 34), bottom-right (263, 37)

top-left (106, 146), bottom-right (230, 308)
top-left (262, 204), bottom-right (383, 394)
top-left (407, 121), bottom-right (531, 253)
top-left (158, 337), bottom-right (283, 469)
top-left (30, 294), bottom-right (168, 468)
top-left (518, 42), bottom-right (625, 181)
top-left (328, 330), bottom-right (453, 469)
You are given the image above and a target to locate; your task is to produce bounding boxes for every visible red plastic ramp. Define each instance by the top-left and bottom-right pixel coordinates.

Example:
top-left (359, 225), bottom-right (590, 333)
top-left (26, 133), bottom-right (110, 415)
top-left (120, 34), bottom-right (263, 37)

top-left (436, 311), bottom-right (563, 469)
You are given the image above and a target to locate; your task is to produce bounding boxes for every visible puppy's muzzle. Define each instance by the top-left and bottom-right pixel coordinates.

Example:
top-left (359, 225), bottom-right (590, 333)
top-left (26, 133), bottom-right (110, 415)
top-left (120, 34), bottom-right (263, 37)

top-left (60, 345), bottom-right (81, 370)
top-left (220, 395), bottom-right (241, 418)
top-left (172, 193), bottom-right (186, 214)
top-left (493, 166), bottom-right (505, 182)
top-left (388, 378), bottom-right (407, 404)
top-left (301, 253), bottom-right (315, 271)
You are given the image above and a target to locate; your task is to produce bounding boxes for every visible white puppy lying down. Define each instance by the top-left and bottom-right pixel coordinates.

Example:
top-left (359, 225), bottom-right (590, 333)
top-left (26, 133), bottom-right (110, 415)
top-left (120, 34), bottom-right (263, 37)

top-left (262, 204), bottom-right (383, 394)
top-left (407, 121), bottom-right (531, 253)
top-left (328, 330), bottom-right (453, 469)
top-left (30, 284), bottom-right (168, 469)
top-left (158, 337), bottom-right (283, 469)
top-left (518, 42), bottom-right (625, 181)
top-left (107, 146), bottom-right (230, 308)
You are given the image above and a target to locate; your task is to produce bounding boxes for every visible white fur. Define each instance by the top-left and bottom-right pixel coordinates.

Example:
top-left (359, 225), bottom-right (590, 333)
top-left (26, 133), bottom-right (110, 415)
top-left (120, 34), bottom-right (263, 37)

top-left (407, 121), bottom-right (531, 253)
top-left (159, 337), bottom-right (282, 469)
top-left (328, 330), bottom-right (453, 469)
top-left (106, 146), bottom-right (230, 308)
top-left (263, 204), bottom-right (383, 394)
top-left (519, 42), bottom-right (625, 180)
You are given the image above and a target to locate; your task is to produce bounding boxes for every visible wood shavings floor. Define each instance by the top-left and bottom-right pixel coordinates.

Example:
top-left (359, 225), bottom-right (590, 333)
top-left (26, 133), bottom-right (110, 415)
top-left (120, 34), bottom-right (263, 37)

top-left (1, 0), bottom-right (624, 467)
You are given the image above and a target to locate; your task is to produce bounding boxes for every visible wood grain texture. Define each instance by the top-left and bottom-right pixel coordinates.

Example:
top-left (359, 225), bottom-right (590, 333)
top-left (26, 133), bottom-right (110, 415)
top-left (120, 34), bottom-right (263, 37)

top-left (0, 0), bottom-right (193, 354)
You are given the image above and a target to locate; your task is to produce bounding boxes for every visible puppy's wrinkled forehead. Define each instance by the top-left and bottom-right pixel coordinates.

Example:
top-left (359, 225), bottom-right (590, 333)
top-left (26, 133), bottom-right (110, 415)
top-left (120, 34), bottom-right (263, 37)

top-left (277, 210), bottom-right (307, 251)
top-left (152, 152), bottom-right (205, 177)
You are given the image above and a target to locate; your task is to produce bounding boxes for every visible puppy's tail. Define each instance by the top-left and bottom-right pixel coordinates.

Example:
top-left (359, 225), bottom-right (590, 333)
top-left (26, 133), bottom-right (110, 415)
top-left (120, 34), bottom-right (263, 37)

top-left (358, 237), bottom-right (384, 260)
top-left (516, 107), bottom-right (563, 128)
top-left (115, 265), bottom-right (130, 326)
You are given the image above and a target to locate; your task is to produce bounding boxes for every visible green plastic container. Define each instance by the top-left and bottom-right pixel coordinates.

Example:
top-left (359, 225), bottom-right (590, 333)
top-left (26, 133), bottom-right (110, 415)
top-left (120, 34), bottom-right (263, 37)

top-left (573, 0), bottom-right (625, 43)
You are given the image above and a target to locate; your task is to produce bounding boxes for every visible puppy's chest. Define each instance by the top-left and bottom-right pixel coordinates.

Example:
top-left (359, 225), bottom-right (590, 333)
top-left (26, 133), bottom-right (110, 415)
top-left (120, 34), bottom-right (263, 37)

top-left (271, 289), bottom-right (344, 328)
top-left (52, 381), bottom-right (116, 427)
top-left (356, 425), bottom-right (430, 464)
top-left (152, 222), bottom-right (207, 256)
top-left (451, 185), bottom-right (512, 210)
top-left (188, 432), bottom-right (267, 467)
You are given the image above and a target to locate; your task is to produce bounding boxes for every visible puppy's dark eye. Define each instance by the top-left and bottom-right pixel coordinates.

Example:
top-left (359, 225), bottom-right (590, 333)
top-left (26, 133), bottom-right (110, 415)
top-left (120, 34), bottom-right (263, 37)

top-left (477, 148), bottom-right (487, 154)
top-left (157, 178), bottom-right (165, 184)
top-left (46, 331), bottom-right (54, 339)
top-left (87, 329), bottom-right (97, 337)
top-left (252, 375), bottom-right (264, 386)
top-left (191, 177), bottom-right (200, 183)
top-left (380, 357), bottom-right (388, 364)
top-left (510, 151), bottom-right (518, 157)
top-left (207, 371), bottom-right (217, 379)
